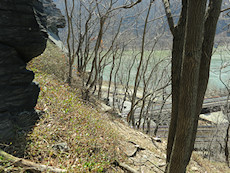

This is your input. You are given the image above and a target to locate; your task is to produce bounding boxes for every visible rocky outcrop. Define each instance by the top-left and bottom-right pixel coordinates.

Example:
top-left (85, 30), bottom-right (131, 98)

top-left (40, 0), bottom-right (66, 36)
top-left (0, 0), bottom-right (48, 141)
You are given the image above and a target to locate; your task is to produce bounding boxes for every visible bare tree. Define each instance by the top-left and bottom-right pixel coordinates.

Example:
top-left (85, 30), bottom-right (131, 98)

top-left (218, 50), bottom-right (230, 166)
top-left (127, 2), bottom-right (153, 126)
top-left (64, 0), bottom-right (75, 85)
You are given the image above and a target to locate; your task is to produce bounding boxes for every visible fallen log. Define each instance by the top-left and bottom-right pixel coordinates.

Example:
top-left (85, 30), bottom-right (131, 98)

top-left (0, 149), bottom-right (66, 173)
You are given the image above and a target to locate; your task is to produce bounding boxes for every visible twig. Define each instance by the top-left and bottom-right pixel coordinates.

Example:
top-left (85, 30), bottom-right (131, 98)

top-left (109, 0), bottom-right (143, 12)
top-left (127, 141), bottom-right (145, 157)
top-left (114, 160), bottom-right (139, 173)
top-left (221, 7), bottom-right (230, 13)
top-left (146, 159), bottom-right (165, 172)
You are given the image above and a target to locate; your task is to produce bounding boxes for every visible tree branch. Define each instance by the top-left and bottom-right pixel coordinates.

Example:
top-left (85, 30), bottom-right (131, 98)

top-left (0, 149), bottom-right (66, 173)
top-left (221, 7), bottom-right (230, 13)
top-left (114, 160), bottom-right (139, 173)
top-left (123, 0), bottom-right (142, 9)
top-left (162, 0), bottom-right (175, 35)
top-left (109, 0), bottom-right (143, 12)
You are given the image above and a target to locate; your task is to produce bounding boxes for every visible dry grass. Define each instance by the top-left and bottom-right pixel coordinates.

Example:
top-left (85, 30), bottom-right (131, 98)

top-left (1, 40), bottom-right (229, 173)
top-left (25, 41), bottom-right (230, 172)
top-left (0, 41), bottom-right (123, 172)
top-left (189, 152), bottom-right (230, 173)
top-left (22, 70), bottom-right (121, 172)
top-left (29, 40), bottom-right (69, 82)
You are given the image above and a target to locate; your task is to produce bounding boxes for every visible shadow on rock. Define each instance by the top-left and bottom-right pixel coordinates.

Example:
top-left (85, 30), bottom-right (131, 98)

top-left (0, 110), bottom-right (44, 157)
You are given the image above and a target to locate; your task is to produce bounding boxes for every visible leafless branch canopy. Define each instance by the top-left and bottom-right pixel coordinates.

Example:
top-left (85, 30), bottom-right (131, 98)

top-left (109, 0), bottom-right (143, 12)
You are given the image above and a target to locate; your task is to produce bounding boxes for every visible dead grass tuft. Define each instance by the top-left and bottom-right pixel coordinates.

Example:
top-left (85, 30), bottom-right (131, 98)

top-left (18, 41), bottom-right (123, 172)
top-left (23, 72), bottom-right (120, 172)
top-left (28, 40), bottom-right (69, 82)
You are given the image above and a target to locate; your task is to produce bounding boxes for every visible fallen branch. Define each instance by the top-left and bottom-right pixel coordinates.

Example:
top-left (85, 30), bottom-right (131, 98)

top-left (114, 160), bottom-right (139, 173)
top-left (127, 141), bottom-right (145, 157)
top-left (0, 149), bottom-right (66, 173)
top-left (146, 159), bottom-right (165, 172)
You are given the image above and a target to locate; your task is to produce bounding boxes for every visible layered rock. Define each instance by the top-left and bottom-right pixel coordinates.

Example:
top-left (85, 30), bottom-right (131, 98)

top-left (40, 0), bottom-right (66, 36)
top-left (0, 0), bottom-right (48, 141)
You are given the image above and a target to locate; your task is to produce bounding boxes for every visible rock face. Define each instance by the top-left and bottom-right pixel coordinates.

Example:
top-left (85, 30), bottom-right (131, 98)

top-left (0, 0), bottom-right (48, 141)
top-left (40, 0), bottom-right (66, 36)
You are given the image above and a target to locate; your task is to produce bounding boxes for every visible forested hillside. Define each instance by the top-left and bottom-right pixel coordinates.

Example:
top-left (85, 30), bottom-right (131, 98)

top-left (1, 0), bottom-right (230, 172)
top-left (1, 40), bottom-right (230, 172)
top-left (54, 0), bottom-right (230, 39)
top-left (48, 1), bottom-right (230, 172)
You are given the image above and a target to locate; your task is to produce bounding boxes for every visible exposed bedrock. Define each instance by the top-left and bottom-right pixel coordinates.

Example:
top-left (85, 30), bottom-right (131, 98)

top-left (0, 0), bottom-right (48, 141)
top-left (40, 0), bottom-right (66, 36)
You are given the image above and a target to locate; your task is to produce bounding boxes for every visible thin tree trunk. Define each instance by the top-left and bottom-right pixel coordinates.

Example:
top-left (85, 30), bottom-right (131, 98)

top-left (224, 123), bottom-right (230, 166)
top-left (166, 0), bottom-right (187, 164)
top-left (106, 53), bottom-right (116, 105)
top-left (128, 3), bottom-right (152, 126)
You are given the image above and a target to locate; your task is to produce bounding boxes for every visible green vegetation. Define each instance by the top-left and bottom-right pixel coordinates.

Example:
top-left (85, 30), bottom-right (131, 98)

top-left (29, 40), bottom-right (69, 82)
top-left (26, 74), bottom-right (117, 172)
top-left (25, 47), bottom-right (122, 172)
top-left (1, 41), bottom-right (229, 172)
top-left (0, 41), bottom-right (123, 172)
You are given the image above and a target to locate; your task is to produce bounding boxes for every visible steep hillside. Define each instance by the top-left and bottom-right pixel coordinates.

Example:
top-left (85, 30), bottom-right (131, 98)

top-left (0, 41), bottom-right (230, 173)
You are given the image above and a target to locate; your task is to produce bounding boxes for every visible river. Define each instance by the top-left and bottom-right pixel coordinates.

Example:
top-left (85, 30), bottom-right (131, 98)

top-left (100, 49), bottom-right (230, 93)
top-left (208, 51), bottom-right (230, 91)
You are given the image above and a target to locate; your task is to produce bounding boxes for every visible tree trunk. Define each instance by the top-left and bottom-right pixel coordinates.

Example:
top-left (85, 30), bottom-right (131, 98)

top-left (128, 3), bottom-right (152, 126)
top-left (166, 0), bottom-right (187, 164)
top-left (166, 0), bottom-right (222, 172)
top-left (189, 0), bottom-right (223, 159)
top-left (166, 0), bottom-right (207, 172)
top-left (106, 54), bottom-right (116, 105)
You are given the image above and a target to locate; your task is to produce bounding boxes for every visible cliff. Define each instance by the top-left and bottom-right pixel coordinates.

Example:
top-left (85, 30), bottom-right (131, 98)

top-left (0, 0), bottom-right (65, 142)
top-left (40, 0), bottom-right (66, 36)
